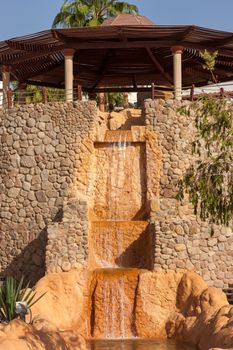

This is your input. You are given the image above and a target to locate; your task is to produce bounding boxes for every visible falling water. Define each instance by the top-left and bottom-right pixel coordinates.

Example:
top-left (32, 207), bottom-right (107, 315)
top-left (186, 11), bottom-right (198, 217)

top-left (103, 133), bottom-right (129, 338)
top-left (106, 131), bottom-right (132, 221)
top-left (93, 269), bottom-right (139, 339)
top-left (92, 131), bottom-right (146, 339)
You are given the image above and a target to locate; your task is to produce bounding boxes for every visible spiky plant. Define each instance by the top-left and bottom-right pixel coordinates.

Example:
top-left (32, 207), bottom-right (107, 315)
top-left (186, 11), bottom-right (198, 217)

top-left (0, 276), bottom-right (46, 323)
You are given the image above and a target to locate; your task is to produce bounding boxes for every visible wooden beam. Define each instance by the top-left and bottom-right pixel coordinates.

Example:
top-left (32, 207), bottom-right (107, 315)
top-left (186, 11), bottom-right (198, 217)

top-left (66, 40), bottom-right (233, 57)
top-left (145, 47), bottom-right (173, 84)
top-left (18, 60), bottom-right (63, 81)
top-left (25, 80), bottom-right (64, 88)
top-left (1, 48), bottom-right (64, 65)
top-left (6, 39), bottom-right (55, 52)
top-left (172, 26), bottom-right (196, 41)
top-left (91, 49), bottom-right (112, 90)
top-left (203, 34), bottom-right (233, 47)
top-left (84, 86), bottom-right (172, 93)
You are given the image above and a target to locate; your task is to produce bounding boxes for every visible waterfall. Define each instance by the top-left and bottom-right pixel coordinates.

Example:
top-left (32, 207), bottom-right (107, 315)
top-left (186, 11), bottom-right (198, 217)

top-left (103, 135), bottom-right (129, 338)
top-left (93, 269), bottom-right (139, 339)
top-left (91, 130), bottom-right (148, 339)
top-left (107, 132), bottom-right (131, 221)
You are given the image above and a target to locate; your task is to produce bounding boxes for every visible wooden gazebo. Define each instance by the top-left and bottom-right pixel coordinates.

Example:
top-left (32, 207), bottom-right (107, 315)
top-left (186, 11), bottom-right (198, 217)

top-left (0, 14), bottom-right (233, 104)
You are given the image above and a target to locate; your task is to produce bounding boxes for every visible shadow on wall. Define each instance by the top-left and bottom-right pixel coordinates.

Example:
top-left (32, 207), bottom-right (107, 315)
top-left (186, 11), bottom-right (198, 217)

top-left (115, 226), bottom-right (154, 270)
top-left (0, 228), bottom-right (47, 286)
top-left (0, 207), bottom-right (65, 285)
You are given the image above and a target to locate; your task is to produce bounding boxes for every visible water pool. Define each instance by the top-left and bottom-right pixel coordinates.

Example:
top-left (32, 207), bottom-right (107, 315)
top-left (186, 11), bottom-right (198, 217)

top-left (88, 339), bottom-right (196, 350)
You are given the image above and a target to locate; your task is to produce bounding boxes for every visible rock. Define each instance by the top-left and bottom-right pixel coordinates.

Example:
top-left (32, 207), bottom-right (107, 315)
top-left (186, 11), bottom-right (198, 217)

top-left (31, 270), bottom-right (88, 335)
top-left (34, 144), bottom-right (44, 155)
top-left (56, 144), bottom-right (66, 152)
top-left (62, 261), bottom-right (71, 272)
top-left (0, 319), bottom-right (85, 350)
top-left (136, 270), bottom-right (183, 338)
top-left (35, 190), bottom-right (47, 202)
top-left (20, 155), bottom-right (36, 168)
top-left (175, 244), bottom-right (186, 252)
top-left (45, 144), bottom-right (55, 154)
top-left (22, 182), bottom-right (31, 191)
top-left (8, 188), bottom-right (21, 198)
top-left (26, 118), bottom-right (36, 127)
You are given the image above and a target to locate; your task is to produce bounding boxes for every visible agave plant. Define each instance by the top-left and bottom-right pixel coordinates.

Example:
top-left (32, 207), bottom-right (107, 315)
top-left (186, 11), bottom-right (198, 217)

top-left (0, 276), bottom-right (46, 323)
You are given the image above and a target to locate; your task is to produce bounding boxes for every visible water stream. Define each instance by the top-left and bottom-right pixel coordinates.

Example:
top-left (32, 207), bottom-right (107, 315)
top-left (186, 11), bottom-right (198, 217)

top-left (92, 131), bottom-right (147, 339)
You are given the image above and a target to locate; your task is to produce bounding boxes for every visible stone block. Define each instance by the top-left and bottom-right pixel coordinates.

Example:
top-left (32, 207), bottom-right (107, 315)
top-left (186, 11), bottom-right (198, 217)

top-left (20, 155), bottom-right (36, 168)
top-left (35, 190), bottom-right (47, 202)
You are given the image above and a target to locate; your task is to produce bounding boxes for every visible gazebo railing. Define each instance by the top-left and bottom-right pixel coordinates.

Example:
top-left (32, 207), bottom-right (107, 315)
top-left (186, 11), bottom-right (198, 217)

top-left (182, 85), bottom-right (233, 101)
top-left (1, 84), bottom-right (232, 110)
top-left (0, 87), bottom-right (83, 110)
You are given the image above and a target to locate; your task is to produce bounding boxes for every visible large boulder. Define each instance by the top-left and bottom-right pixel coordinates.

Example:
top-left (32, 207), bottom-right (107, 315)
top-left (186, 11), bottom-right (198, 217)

top-left (31, 269), bottom-right (90, 337)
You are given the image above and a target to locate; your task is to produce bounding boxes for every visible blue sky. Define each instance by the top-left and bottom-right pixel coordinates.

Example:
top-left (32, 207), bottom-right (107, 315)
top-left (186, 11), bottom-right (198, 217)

top-left (0, 0), bottom-right (232, 40)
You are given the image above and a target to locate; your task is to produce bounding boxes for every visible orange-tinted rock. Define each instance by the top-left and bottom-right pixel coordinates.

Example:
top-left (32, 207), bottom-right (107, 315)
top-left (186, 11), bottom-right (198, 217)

top-left (1, 269), bottom-right (232, 350)
top-left (31, 269), bottom-right (90, 337)
top-left (0, 319), bottom-right (85, 350)
top-left (135, 271), bottom-right (183, 338)
top-left (177, 271), bottom-right (207, 316)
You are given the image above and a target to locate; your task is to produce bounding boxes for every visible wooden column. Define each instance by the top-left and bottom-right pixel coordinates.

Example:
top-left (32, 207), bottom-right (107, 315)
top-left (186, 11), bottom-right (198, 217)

top-left (172, 47), bottom-right (183, 101)
top-left (64, 49), bottom-right (75, 102)
top-left (7, 89), bottom-right (13, 109)
top-left (2, 65), bottom-right (10, 108)
top-left (77, 84), bottom-right (83, 101)
top-left (42, 87), bottom-right (48, 104)
top-left (18, 82), bottom-right (27, 105)
top-left (123, 92), bottom-right (129, 109)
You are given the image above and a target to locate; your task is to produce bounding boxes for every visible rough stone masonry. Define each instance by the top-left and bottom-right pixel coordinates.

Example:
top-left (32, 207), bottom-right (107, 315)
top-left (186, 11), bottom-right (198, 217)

top-left (144, 98), bottom-right (233, 288)
top-left (0, 102), bottom-right (97, 283)
top-left (0, 99), bottom-right (232, 288)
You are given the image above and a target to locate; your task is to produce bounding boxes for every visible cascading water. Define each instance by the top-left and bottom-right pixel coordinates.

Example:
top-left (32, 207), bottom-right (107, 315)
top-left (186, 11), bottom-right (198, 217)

top-left (91, 269), bottom-right (139, 339)
top-left (90, 130), bottom-right (148, 339)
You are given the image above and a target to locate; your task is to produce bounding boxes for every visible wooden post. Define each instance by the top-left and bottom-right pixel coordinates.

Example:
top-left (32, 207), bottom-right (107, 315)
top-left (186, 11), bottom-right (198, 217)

top-left (123, 92), bottom-right (129, 109)
top-left (151, 83), bottom-right (155, 100)
top-left (18, 82), bottom-right (27, 105)
top-left (77, 84), bottom-right (83, 101)
top-left (220, 87), bottom-right (225, 99)
top-left (42, 87), bottom-right (48, 104)
top-left (190, 84), bottom-right (195, 101)
top-left (7, 89), bottom-right (13, 109)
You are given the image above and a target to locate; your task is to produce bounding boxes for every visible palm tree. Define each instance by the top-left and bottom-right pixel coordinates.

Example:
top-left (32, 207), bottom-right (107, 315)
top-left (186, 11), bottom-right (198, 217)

top-left (52, 0), bottom-right (138, 28)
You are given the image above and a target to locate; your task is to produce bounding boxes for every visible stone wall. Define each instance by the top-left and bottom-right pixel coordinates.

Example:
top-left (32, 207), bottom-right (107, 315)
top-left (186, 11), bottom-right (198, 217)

top-left (0, 102), bottom-right (97, 283)
top-left (1, 100), bottom-right (232, 289)
top-left (144, 98), bottom-right (233, 288)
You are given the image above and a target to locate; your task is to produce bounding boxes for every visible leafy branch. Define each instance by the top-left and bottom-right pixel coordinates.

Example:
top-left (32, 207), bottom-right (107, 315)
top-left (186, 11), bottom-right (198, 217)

top-left (177, 96), bottom-right (233, 226)
top-left (200, 50), bottom-right (218, 84)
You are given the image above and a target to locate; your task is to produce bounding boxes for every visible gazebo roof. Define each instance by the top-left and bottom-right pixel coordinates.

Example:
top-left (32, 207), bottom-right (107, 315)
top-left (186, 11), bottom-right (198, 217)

top-left (102, 14), bottom-right (155, 26)
top-left (0, 16), bottom-right (233, 91)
